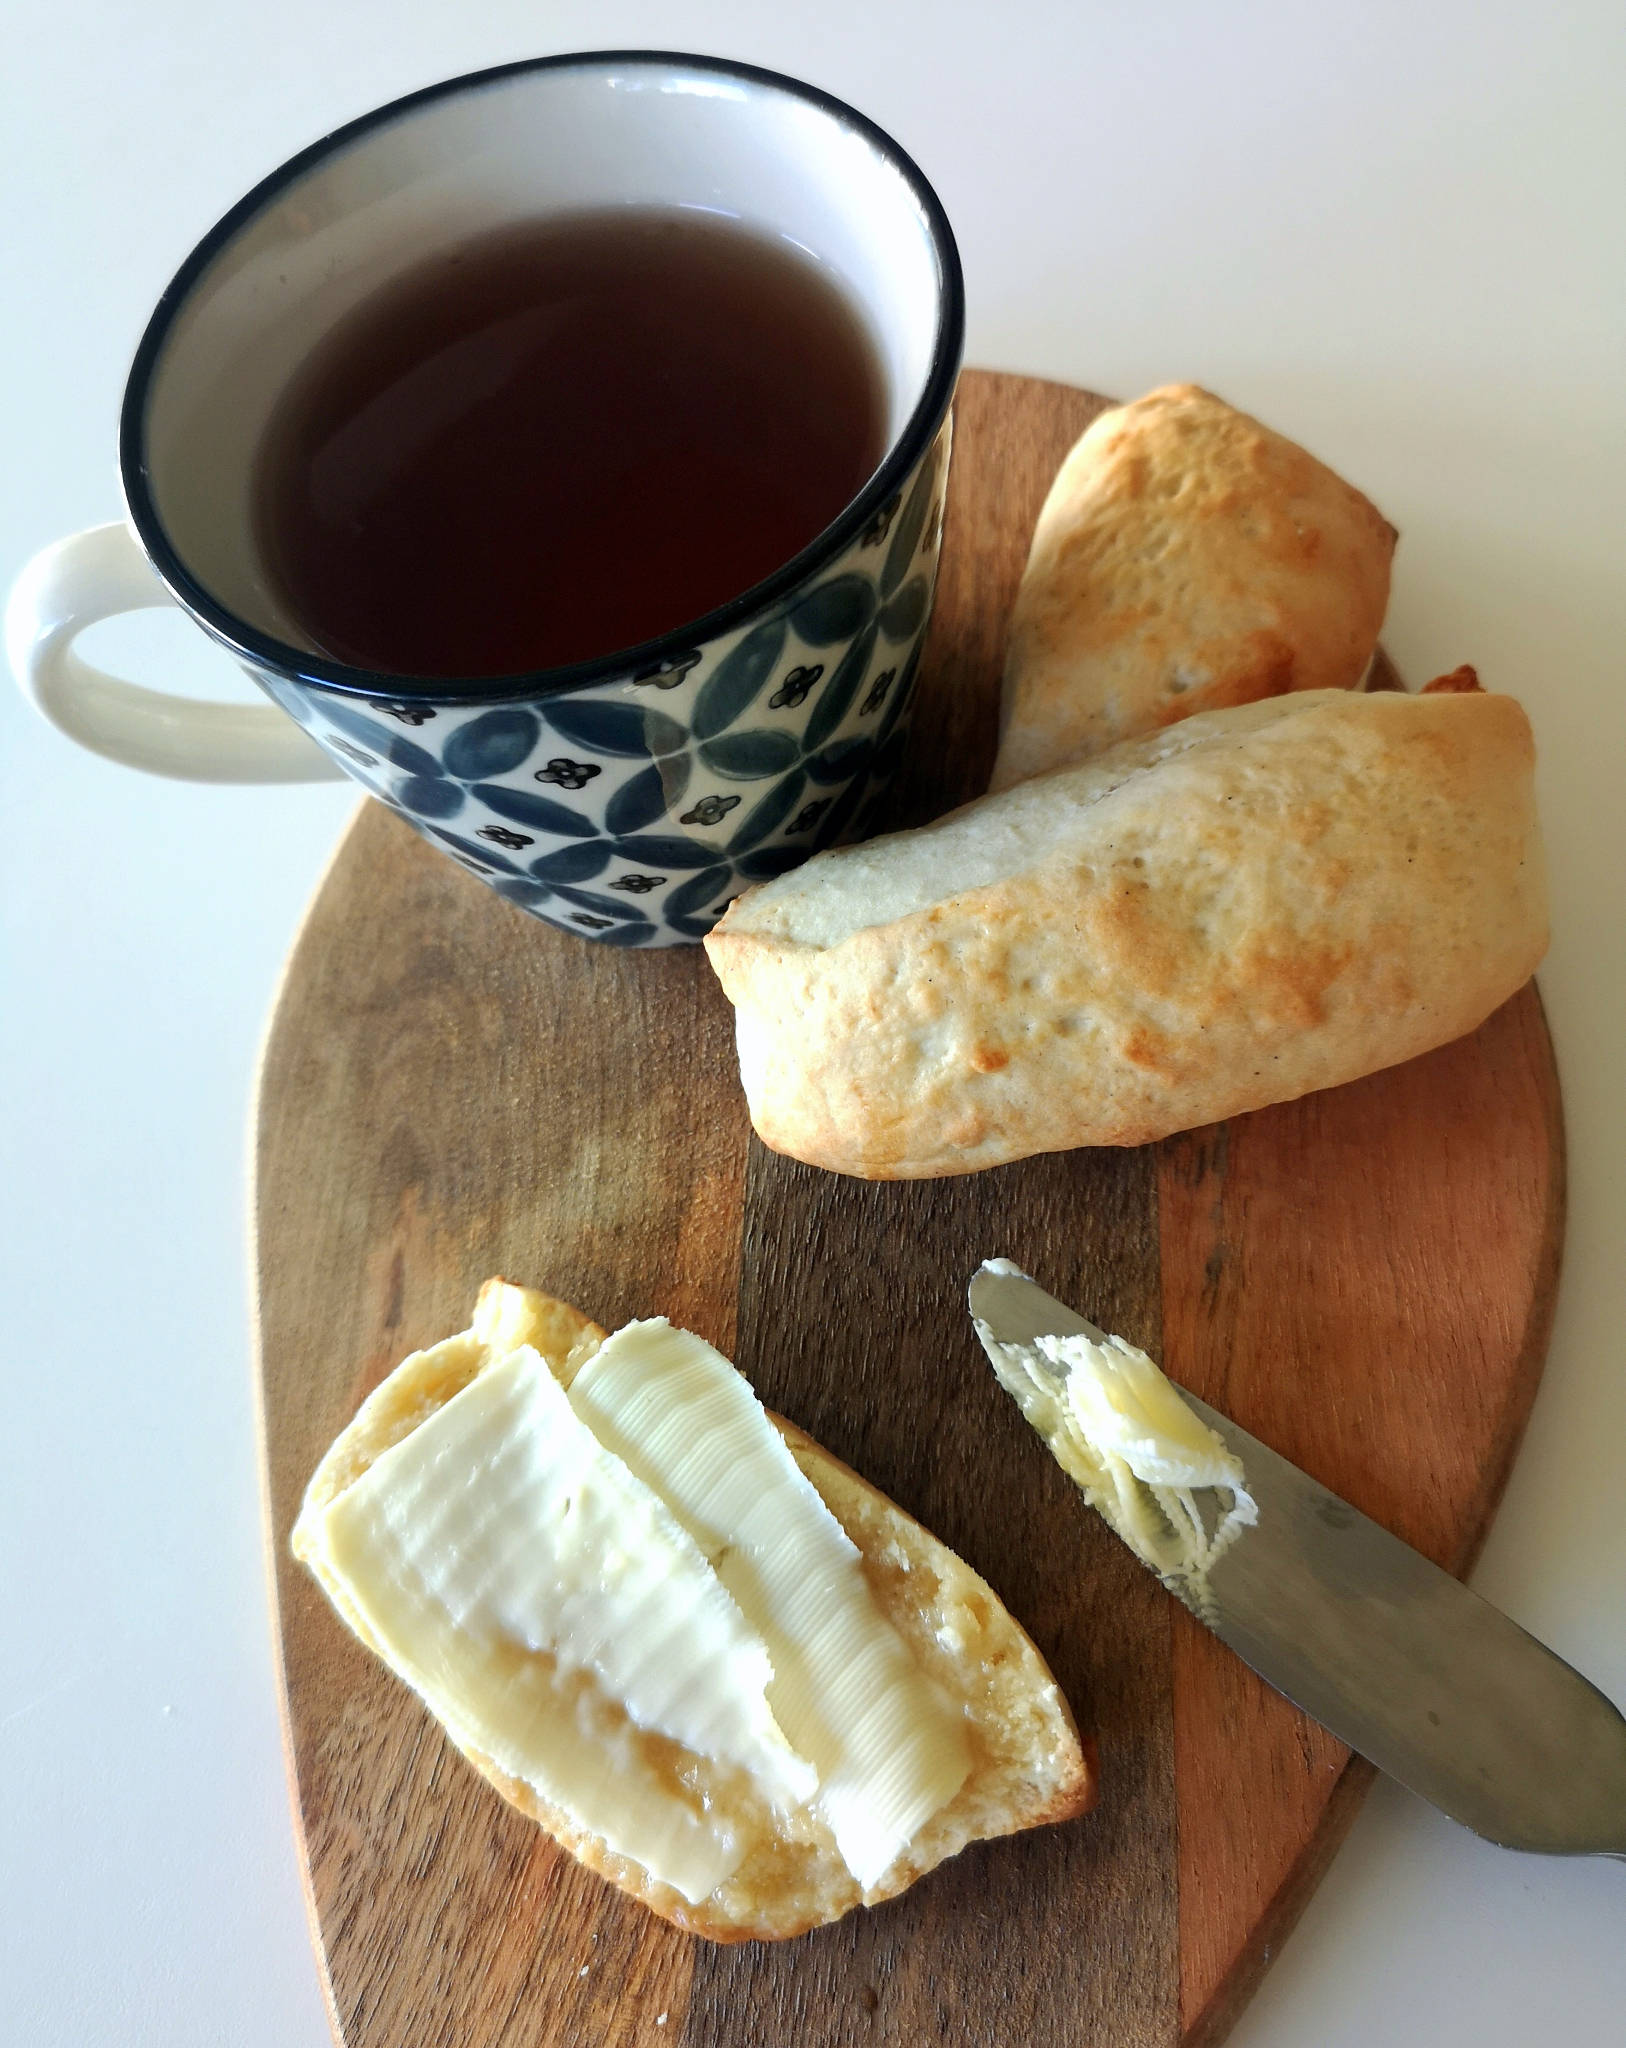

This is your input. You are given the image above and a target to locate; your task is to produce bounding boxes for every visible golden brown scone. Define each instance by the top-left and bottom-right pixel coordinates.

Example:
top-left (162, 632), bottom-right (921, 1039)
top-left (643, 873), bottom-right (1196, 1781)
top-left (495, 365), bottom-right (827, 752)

top-left (991, 384), bottom-right (1396, 790)
top-left (706, 686), bottom-right (1546, 1179)
top-left (294, 1280), bottom-right (1093, 1942)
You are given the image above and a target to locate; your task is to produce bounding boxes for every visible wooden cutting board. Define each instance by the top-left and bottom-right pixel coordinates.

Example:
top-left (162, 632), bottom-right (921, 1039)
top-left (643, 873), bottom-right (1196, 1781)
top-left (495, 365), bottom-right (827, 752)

top-left (254, 369), bottom-right (1564, 2048)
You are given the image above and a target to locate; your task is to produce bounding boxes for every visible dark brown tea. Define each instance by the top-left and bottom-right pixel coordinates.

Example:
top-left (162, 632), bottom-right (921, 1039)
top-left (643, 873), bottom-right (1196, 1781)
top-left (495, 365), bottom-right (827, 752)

top-left (254, 210), bottom-right (888, 677)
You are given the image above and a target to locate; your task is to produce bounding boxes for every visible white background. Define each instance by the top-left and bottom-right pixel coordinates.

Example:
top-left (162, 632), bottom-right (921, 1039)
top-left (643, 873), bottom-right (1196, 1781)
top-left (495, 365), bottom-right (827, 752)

top-left (4, 3), bottom-right (1624, 2043)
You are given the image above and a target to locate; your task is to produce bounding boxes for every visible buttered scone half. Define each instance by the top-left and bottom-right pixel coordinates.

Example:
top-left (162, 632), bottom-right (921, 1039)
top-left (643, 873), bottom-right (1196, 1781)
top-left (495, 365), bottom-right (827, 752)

top-left (293, 1279), bottom-right (1093, 1942)
top-left (705, 683), bottom-right (1546, 1179)
top-left (991, 384), bottom-right (1396, 790)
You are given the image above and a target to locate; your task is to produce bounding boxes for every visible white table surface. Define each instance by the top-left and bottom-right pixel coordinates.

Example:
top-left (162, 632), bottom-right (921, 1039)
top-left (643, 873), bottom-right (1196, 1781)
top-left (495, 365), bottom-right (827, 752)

top-left (5, 3), bottom-right (1623, 2041)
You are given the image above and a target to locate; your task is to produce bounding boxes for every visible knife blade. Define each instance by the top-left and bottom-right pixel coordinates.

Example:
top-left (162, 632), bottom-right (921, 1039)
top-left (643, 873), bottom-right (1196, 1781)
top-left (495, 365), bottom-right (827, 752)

top-left (968, 1261), bottom-right (1626, 1858)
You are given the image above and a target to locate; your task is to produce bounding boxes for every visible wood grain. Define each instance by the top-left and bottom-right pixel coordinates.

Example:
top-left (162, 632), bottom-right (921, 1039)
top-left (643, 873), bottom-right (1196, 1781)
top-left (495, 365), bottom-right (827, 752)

top-left (254, 368), bottom-right (1564, 2048)
top-left (256, 883), bottom-right (745, 2047)
top-left (1159, 979), bottom-right (1564, 2046)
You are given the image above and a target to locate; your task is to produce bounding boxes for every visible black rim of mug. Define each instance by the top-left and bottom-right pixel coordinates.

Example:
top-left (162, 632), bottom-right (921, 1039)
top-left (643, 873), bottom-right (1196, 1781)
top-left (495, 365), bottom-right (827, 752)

top-left (117, 50), bottom-right (966, 705)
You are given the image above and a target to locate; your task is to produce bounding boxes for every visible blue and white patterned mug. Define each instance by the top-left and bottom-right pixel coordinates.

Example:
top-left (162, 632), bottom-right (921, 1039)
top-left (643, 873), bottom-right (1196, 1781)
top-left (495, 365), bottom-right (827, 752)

top-left (6, 53), bottom-right (963, 947)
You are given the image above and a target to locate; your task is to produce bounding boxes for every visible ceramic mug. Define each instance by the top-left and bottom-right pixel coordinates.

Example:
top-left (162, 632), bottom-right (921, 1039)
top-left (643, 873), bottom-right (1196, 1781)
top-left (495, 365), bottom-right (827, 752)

top-left (6, 52), bottom-right (962, 947)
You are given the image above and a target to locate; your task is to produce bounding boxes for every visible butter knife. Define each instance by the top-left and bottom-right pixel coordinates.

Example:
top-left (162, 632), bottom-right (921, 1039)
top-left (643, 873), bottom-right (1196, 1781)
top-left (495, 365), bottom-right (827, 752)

top-left (969, 1262), bottom-right (1626, 1858)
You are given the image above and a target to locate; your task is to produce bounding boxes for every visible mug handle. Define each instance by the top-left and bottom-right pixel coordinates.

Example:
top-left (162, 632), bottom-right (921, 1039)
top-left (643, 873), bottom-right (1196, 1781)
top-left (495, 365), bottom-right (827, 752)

top-left (5, 522), bottom-right (344, 782)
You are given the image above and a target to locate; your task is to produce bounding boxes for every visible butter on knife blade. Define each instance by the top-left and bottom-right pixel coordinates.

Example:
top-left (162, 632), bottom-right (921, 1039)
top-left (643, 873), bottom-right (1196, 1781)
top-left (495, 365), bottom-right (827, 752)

top-left (971, 1259), bottom-right (1256, 1616)
top-left (968, 1259), bottom-right (1626, 1858)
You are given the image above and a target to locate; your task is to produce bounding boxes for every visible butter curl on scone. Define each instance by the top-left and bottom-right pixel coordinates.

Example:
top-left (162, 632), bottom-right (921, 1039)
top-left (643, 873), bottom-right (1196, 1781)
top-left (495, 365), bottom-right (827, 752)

top-left (705, 685), bottom-right (1546, 1179)
top-left (991, 384), bottom-right (1396, 790)
top-left (294, 1280), bottom-right (1093, 1941)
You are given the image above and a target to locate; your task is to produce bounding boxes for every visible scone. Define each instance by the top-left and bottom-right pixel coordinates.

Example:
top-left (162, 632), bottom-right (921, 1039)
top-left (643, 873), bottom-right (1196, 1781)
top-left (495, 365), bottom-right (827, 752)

top-left (294, 1280), bottom-right (1094, 1941)
top-left (706, 683), bottom-right (1546, 1178)
top-left (991, 384), bottom-right (1396, 789)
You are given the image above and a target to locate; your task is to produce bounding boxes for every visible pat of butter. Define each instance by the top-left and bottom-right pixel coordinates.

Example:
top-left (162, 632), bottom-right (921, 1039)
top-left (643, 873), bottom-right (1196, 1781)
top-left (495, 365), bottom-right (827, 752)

top-left (304, 1343), bottom-right (812, 1903)
top-left (977, 1303), bottom-right (1256, 1615)
top-left (298, 1308), bottom-right (973, 1904)
top-left (570, 1319), bottom-right (973, 1891)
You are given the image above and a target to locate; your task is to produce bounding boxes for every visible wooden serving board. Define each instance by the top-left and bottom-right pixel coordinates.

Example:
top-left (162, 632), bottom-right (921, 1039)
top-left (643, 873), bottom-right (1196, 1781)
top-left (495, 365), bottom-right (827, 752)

top-left (255, 370), bottom-right (1564, 2048)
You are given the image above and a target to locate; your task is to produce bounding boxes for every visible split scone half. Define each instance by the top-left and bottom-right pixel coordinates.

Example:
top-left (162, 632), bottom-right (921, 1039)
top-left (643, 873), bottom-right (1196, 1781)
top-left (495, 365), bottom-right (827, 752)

top-left (293, 1279), bottom-right (1094, 1942)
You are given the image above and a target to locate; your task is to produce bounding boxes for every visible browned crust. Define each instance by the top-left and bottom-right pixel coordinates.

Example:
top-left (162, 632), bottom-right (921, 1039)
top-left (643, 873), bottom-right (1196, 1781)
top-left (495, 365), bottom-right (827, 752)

top-left (292, 1284), bottom-right (1094, 1942)
top-left (991, 384), bottom-right (1396, 789)
top-left (1422, 663), bottom-right (1483, 695)
top-left (706, 689), bottom-right (1547, 1179)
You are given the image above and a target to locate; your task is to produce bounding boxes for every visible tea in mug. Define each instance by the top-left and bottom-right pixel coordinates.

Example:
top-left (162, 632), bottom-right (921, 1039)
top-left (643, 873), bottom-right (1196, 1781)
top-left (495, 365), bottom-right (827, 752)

top-left (254, 209), bottom-right (889, 678)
